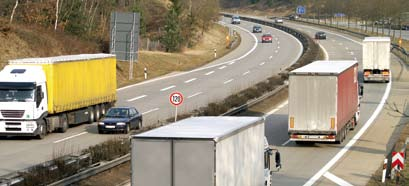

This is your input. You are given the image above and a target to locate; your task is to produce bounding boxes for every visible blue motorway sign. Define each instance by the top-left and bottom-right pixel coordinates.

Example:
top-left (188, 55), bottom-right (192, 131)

top-left (296, 6), bottom-right (306, 15)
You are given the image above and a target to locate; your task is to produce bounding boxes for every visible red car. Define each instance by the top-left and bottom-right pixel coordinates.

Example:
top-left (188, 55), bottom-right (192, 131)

top-left (262, 34), bottom-right (273, 43)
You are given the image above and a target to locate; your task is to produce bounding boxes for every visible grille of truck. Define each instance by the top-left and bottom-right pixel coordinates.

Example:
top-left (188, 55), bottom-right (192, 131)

top-left (1, 110), bottom-right (25, 118)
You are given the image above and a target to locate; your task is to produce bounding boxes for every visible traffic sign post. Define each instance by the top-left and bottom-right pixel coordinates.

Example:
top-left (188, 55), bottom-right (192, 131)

top-left (392, 151), bottom-right (404, 170)
top-left (170, 92), bottom-right (183, 122)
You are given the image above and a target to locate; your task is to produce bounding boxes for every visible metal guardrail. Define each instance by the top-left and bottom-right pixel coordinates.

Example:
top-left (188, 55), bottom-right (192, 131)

top-left (48, 154), bottom-right (130, 186)
top-left (222, 84), bottom-right (287, 116)
top-left (291, 18), bottom-right (409, 63)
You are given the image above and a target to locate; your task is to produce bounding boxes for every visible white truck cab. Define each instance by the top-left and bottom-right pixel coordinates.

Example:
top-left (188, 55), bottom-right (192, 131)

top-left (0, 65), bottom-right (48, 137)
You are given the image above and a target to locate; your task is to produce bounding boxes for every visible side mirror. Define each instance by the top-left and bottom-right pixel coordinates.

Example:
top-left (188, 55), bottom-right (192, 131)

top-left (359, 85), bottom-right (364, 97)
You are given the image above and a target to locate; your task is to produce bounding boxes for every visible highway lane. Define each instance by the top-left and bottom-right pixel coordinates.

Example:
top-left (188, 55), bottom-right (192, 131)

top-left (0, 17), bottom-right (303, 176)
top-left (253, 19), bottom-right (391, 185)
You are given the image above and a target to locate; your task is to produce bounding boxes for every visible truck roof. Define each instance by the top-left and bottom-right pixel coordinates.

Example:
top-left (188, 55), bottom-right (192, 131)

top-left (290, 60), bottom-right (357, 75)
top-left (9, 54), bottom-right (115, 64)
top-left (363, 37), bottom-right (391, 42)
top-left (133, 116), bottom-right (263, 142)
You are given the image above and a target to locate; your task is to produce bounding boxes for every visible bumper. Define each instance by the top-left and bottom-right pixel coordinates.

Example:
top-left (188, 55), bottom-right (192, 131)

top-left (289, 134), bottom-right (336, 142)
top-left (98, 125), bottom-right (127, 132)
top-left (0, 120), bottom-right (38, 136)
top-left (364, 75), bottom-right (389, 82)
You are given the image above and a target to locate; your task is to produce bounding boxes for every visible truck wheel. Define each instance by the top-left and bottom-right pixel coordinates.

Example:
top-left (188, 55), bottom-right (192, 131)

top-left (137, 120), bottom-right (142, 130)
top-left (101, 103), bottom-right (106, 115)
top-left (88, 107), bottom-right (95, 124)
top-left (94, 105), bottom-right (100, 121)
top-left (58, 114), bottom-right (68, 133)
top-left (36, 120), bottom-right (47, 139)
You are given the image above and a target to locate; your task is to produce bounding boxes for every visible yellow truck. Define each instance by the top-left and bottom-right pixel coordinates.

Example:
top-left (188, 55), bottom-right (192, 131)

top-left (0, 54), bottom-right (117, 139)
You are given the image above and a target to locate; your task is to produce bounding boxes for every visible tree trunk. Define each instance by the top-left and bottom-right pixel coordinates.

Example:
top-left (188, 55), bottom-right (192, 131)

top-left (54, 0), bottom-right (60, 31)
top-left (10, 0), bottom-right (19, 24)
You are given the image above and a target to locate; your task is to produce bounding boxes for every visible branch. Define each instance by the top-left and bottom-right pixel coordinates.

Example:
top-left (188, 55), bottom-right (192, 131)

top-left (9, 0), bottom-right (19, 24)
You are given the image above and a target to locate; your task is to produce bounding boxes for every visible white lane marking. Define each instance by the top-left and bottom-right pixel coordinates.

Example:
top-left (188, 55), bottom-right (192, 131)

top-left (354, 57), bottom-right (357, 61)
top-left (160, 85), bottom-right (176, 91)
top-left (339, 43), bottom-right (343, 45)
top-left (275, 50), bottom-right (279, 53)
top-left (205, 71), bottom-right (215, 75)
top-left (218, 65), bottom-right (227, 70)
top-left (142, 108), bottom-right (160, 115)
top-left (259, 62), bottom-right (265, 66)
top-left (345, 47), bottom-right (349, 50)
top-left (277, 46), bottom-right (281, 49)
top-left (188, 92), bottom-right (202, 99)
top-left (350, 51), bottom-right (354, 55)
top-left (117, 23), bottom-right (259, 91)
top-left (282, 139), bottom-right (291, 146)
top-left (243, 71), bottom-right (250, 76)
top-left (127, 95), bottom-right (147, 102)
top-left (223, 79), bottom-right (234, 84)
top-left (269, 56), bottom-right (273, 59)
top-left (278, 41), bottom-right (280, 44)
top-left (54, 132), bottom-right (88, 143)
top-left (265, 100), bottom-right (288, 116)
top-left (304, 74), bottom-right (392, 186)
top-left (184, 78), bottom-right (197, 83)
top-left (319, 43), bottom-right (329, 60)
top-left (323, 172), bottom-right (353, 186)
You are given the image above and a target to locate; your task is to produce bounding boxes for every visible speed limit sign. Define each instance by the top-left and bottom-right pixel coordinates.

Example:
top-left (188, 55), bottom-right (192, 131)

top-left (170, 92), bottom-right (184, 106)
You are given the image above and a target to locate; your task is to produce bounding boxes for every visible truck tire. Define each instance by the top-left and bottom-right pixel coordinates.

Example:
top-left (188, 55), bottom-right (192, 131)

top-left (36, 120), bottom-right (47, 139)
top-left (58, 114), bottom-right (68, 133)
top-left (94, 105), bottom-right (100, 121)
top-left (101, 103), bottom-right (106, 116)
top-left (88, 107), bottom-right (95, 124)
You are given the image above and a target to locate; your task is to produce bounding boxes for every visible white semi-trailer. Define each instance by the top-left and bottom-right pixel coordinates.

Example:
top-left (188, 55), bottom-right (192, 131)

top-left (131, 116), bottom-right (274, 186)
top-left (363, 37), bottom-right (391, 82)
top-left (288, 61), bottom-right (362, 143)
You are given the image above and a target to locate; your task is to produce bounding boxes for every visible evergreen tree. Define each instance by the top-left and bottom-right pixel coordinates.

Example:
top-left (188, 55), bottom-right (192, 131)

top-left (161, 0), bottom-right (183, 52)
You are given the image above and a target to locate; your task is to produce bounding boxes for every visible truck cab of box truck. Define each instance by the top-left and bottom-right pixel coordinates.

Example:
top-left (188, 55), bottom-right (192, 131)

top-left (0, 65), bottom-right (48, 138)
top-left (264, 137), bottom-right (273, 186)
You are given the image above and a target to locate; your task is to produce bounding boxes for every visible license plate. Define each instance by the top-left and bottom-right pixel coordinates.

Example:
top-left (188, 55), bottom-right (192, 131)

top-left (105, 125), bottom-right (115, 129)
top-left (307, 135), bottom-right (319, 139)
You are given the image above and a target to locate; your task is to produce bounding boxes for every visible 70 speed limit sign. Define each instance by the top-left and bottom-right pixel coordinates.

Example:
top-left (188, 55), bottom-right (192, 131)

top-left (170, 92), bottom-right (184, 106)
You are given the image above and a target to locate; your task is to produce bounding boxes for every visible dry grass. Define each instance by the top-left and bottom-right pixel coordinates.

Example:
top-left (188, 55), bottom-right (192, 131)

top-left (117, 23), bottom-right (237, 87)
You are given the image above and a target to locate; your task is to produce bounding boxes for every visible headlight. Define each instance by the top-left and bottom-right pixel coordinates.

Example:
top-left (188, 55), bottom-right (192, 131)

top-left (117, 122), bottom-right (126, 125)
top-left (98, 122), bottom-right (105, 125)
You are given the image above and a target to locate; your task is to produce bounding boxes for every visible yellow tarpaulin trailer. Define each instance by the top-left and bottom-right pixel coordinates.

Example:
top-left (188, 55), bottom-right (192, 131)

top-left (9, 54), bottom-right (117, 114)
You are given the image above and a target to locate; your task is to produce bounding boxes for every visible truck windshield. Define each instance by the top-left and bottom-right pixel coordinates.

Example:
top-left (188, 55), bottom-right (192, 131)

top-left (0, 89), bottom-right (35, 102)
top-left (0, 82), bottom-right (36, 102)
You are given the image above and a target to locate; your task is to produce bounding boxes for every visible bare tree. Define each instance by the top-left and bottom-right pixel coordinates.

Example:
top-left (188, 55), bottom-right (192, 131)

top-left (9, 0), bottom-right (19, 24)
top-left (54, 0), bottom-right (60, 30)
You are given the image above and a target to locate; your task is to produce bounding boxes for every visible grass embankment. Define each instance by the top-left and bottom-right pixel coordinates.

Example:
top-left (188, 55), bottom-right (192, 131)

top-left (116, 23), bottom-right (239, 87)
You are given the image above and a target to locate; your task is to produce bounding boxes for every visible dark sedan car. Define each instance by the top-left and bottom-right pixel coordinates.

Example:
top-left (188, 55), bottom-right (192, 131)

top-left (315, 31), bottom-right (326, 40)
top-left (98, 107), bottom-right (142, 134)
top-left (253, 25), bottom-right (262, 33)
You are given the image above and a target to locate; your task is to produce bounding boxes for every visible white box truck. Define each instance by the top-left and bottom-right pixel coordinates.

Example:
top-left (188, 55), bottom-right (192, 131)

top-left (288, 61), bottom-right (362, 143)
top-left (363, 37), bottom-right (391, 82)
top-left (131, 116), bottom-right (274, 186)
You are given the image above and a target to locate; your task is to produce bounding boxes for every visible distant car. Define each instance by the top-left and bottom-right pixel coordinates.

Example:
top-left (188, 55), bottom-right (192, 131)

top-left (289, 15), bottom-right (299, 20)
top-left (231, 15), bottom-right (241, 24)
top-left (275, 18), bottom-right (284, 24)
top-left (315, 31), bottom-right (327, 40)
top-left (253, 25), bottom-right (262, 33)
top-left (98, 107), bottom-right (142, 134)
top-left (261, 33), bottom-right (273, 43)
